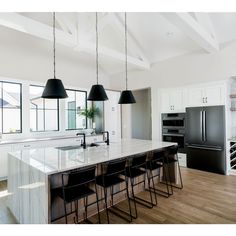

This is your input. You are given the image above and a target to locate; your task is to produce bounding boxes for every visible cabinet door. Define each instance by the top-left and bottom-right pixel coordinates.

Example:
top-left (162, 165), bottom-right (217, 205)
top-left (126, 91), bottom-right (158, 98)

top-left (160, 90), bottom-right (171, 112)
top-left (204, 86), bottom-right (224, 106)
top-left (0, 145), bottom-right (12, 179)
top-left (171, 89), bottom-right (184, 112)
top-left (104, 90), bottom-right (121, 142)
top-left (187, 87), bottom-right (204, 107)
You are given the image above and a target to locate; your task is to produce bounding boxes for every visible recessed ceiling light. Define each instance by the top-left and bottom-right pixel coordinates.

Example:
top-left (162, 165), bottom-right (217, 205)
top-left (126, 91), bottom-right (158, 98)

top-left (166, 31), bottom-right (174, 37)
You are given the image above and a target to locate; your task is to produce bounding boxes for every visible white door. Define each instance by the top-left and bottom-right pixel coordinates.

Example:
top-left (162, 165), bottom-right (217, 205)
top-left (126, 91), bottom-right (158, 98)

top-left (204, 86), bottom-right (224, 106)
top-left (104, 90), bottom-right (121, 142)
top-left (187, 87), bottom-right (204, 107)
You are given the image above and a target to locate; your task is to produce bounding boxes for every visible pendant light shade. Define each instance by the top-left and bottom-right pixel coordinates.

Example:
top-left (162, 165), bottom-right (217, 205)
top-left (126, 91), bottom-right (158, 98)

top-left (42, 78), bottom-right (68, 98)
top-left (88, 12), bottom-right (108, 101)
top-left (88, 84), bottom-right (108, 101)
top-left (118, 90), bottom-right (136, 104)
top-left (118, 12), bottom-right (136, 104)
top-left (42, 12), bottom-right (68, 99)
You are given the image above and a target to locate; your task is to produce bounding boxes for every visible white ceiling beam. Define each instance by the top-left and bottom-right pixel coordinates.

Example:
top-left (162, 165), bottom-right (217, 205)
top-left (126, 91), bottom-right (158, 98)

top-left (85, 13), bottom-right (111, 41)
top-left (0, 13), bottom-right (149, 70)
top-left (0, 12), bottom-right (76, 47)
top-left (74, 42), bottom-right (150, 69)
top-left (161, 12), bottom-right (219, 53)
top-left (194, 13), bottom-right (218, 41)
top-left (110, 13), bottom-right (150, 65)
top-left (56, 12), bottom-right (77, 38)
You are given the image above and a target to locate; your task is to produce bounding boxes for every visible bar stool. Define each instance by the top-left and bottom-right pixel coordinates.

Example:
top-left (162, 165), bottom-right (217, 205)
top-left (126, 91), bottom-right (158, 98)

top-left (123, 154), bottom-right (156, 219)
top-left (56, 165), bottom-right (101, 224)
top-left (96, 158), bottom-right (132, 223)
top-left (166, 145), bottom-right (183, 189)
top-left (146, 150), bottom-right (173, 199)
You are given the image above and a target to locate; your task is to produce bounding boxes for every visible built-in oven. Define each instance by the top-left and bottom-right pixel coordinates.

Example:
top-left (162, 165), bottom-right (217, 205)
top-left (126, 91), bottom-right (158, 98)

top-left (162, 113), bottom-right (186, 153)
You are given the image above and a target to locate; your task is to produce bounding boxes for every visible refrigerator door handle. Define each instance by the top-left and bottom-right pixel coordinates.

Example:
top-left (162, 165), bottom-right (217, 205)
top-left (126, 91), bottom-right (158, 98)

top-left (187, 145), bottom-right (223, 151)
top-left (200, 110), bottom-right (203, 141)
top-left (203, 110), bottom-right (206, 142)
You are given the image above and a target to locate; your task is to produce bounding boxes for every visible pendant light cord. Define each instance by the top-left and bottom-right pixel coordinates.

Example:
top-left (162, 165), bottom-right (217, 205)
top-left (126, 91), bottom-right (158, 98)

top-left (53, 12), bottom-right (56, 79)
top-left (125, 12), bottom-right (128, 90)
top-left (96, 12), bottom-right (99, 85)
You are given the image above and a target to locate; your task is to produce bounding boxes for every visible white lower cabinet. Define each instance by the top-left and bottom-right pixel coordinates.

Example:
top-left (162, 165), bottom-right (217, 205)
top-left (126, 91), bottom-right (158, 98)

top-left (0, 145), bottom-right (12, 180)
top-left (178, 153), bottom-right (187, 167)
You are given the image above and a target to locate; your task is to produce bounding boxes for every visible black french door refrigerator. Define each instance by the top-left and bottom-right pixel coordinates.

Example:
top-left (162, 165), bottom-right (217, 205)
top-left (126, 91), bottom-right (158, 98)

top-left (185, 106), bottom-right (226, 174)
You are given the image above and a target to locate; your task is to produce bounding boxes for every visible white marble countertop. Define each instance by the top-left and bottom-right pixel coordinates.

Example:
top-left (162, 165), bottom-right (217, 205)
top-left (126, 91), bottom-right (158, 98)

top-left (0, 133), bottom-right (102, 146)
top-left (8, 139), bottom-right (177, 175)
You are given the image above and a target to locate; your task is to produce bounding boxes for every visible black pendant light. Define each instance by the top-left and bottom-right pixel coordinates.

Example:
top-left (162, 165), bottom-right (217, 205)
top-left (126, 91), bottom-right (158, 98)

top-left (118, 13), bottom-right (136, 104)
top-left (87, 12), bottom-right (108, 101)
top-left (42, 12), bottom-right (68, 99)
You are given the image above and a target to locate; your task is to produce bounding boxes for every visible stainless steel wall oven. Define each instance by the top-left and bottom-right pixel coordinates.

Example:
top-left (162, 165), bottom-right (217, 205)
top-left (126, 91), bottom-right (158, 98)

top-left (162, 113), bottom-right (186, 153)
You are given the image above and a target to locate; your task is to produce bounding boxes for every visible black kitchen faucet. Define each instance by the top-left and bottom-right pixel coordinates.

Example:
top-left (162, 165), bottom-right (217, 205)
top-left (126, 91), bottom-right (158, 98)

top-left (76, 133), bottom-right (86, 149)
top-left (101, 131), bottom-right (110, 145)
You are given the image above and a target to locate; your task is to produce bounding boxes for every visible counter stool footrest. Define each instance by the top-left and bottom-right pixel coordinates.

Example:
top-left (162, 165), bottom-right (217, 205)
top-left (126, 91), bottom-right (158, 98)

top-left (108, 206), bottom-right (132, 222)
top-left (130, 196), bottom-right (153, 209)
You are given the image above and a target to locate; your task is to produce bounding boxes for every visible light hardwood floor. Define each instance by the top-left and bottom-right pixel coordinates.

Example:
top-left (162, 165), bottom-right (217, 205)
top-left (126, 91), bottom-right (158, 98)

top-left (1, 167), bottom-right (236, 224)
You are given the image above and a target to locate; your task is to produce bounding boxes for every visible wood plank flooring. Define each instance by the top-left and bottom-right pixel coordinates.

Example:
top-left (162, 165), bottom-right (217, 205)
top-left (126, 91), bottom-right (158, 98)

top-left (1, 167), bottom-right (236, 224)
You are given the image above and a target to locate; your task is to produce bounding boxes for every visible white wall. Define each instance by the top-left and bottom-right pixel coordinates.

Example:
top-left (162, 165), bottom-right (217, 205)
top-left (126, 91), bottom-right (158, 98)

top-left (0, 30), bottom-right (110, 89)
top-left (111, 41), bottom-right (236, 140)
top-left (0, 26), bottom-right (111, 140)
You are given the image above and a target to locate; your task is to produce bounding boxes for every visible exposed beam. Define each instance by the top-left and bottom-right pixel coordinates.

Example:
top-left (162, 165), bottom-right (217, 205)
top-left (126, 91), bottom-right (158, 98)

top-left (74, 42), bottom-right (150, 69)
top-left (0, 12), bottom-right (76, 47)
top-left (194, 13), bottom-right (218, 41)
top-left (0, 13), bottom-right (149, 70)
top-left (161, 12), bottom-right (219, 53)
top-left (110, 13), bottom-right (150, 65)
top-left (85, 13), bottom-right (111, 41)
top-left (56, 12), bottom-right (77, 38)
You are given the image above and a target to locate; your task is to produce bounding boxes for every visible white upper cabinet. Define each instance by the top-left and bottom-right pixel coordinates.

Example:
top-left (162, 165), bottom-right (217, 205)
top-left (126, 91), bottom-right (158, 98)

top-left (160, 82), bottom-right (226, 113)
top-left (186, 84), bottom-right (225, 107)
top-left (161, 88), bottom-right (185, 113)
top-left (187, 87), bottom-right (204, 107)
top-left (204, 85), bottom-right (224, 105)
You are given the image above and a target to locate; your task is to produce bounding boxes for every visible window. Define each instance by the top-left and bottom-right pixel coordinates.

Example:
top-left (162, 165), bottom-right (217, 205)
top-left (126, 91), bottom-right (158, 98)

top-left (30, 85), bottom-right (59, 132)
top-left (0, 81), bottom-right (22, 134)
top-left (65, 89), bottom-right (87, 130)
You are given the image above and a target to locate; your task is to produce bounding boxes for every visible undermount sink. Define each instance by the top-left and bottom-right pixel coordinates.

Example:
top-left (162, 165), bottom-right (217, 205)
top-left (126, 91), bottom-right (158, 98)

top-left (55, 145), bottom-right (82, 151)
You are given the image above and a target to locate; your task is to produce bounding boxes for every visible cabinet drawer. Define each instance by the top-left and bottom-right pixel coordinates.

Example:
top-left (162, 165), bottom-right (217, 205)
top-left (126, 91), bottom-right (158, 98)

top-left (178, 153), bottom-right (186, 167)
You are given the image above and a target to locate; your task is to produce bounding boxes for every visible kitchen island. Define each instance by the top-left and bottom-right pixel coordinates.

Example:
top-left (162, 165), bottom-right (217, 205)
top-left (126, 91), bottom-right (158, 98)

top-left (7, 139), bottom-right (176, 224)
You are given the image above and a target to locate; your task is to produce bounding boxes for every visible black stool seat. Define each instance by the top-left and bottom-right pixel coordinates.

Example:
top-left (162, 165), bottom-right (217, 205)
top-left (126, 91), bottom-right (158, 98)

top-left (146, 150), bottom-right (173, 198)
top-left (55, 165), bottom-right (101, 224)
top-left (166, 145), bottom-right (183, 190)
top-left (96, 158), bottom-right (132, 223)
top-left (125, 167), bottom-right (145, 178)
top-left (146, 161), bottom-right (163, 170)
top-left (57, 185), bottom-right (95, 203)
top-left (122, 154), bottom-right (156, 219)
top-left (96, 175), bottom-right (124, 188)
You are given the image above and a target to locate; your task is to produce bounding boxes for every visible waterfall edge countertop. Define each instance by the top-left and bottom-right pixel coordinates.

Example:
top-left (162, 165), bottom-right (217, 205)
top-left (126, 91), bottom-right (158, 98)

top-left (0, 133), bottom-right (102, 146)
top-left (9, 139), bottom-right (177, 175)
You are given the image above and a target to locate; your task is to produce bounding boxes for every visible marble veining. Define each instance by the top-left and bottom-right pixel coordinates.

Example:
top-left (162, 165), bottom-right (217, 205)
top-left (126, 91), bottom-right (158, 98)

top-left (9, 139), bottom-right (177, 175)
top-left (8, 139), bottom-right (176, 223)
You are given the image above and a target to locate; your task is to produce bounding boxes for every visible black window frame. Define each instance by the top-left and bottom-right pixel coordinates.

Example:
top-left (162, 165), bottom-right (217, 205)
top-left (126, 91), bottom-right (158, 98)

top-left (0, 80), bottom-right (22, 134)
top-left (30, 85), bottom-right (59, 132)
top-left (65, 88), bottom-right (87, 131)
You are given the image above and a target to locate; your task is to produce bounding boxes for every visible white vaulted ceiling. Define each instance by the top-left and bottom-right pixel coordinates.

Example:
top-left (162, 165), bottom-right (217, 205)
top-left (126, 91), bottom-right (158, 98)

top-left (0, 12), bottom-right (236, 76)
